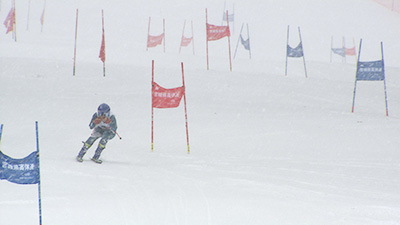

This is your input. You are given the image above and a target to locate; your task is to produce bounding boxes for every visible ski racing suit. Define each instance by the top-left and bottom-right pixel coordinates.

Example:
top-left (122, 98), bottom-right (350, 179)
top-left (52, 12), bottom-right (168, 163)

top-left (78, 112), bottom-right (118, 161)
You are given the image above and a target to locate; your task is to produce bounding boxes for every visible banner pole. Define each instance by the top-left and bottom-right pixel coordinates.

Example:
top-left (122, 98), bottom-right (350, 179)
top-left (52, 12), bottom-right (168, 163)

top-left (381, 42), bottom-right (388, 116)
top-left (73, 9), bottom-right (79, 76)
top-left (181, 62), bottom-right (190, 154)
top-left (40, 0), bottom-right (46, 32)
top-left (146, 17), bottom-right (151, 51)
top-left (179, 20), bottom-right (186, 53)
top-left (226, 10), bottom-right (232, 72)
top-left (233, 23), bottom-right (244, 59)
top-left (163, 18), bottom-right (165, 53)
top-left (247, 23), bottom-right (251, 59)
top-left (101, 10), bottom-right (105, 77)
top-left (13, 0), bottom-right (17, 42)
top-left (352, 39), bottom-right (362, 113)
top-left (191, 20), bottom-right (195, 55)
top-left (35, 121), bottom-right (42, 225)
top-left (298, 27), bottom-right (307, 78)
top-left (151, 60), bottom-right (154, 151)
top-left (285, 25), bottom-right (289, 76)
top-left (206, 8), bottom-right (209, 70)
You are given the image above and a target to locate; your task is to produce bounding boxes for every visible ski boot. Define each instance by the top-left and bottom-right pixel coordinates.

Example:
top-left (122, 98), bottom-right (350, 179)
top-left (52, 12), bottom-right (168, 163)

top-left (76, 142), bottom-right (91, 162)
top-left (91, 144), bottom-right (105, 164)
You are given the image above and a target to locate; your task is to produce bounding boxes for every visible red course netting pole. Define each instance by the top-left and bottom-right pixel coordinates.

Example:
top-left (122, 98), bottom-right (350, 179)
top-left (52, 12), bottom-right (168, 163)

top-left (151, 60), bottom-right (155, 151)
top-left (181, 62), bottom-right (190, 154)
top-left (206, 8), bottom-right (209, 70)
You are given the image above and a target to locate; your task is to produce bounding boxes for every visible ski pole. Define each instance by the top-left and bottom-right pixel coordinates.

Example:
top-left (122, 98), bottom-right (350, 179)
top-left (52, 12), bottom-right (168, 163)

top-left (111, 129), bottom-right (122, 140)
top-left (92, 124), bottom-right (122, 140)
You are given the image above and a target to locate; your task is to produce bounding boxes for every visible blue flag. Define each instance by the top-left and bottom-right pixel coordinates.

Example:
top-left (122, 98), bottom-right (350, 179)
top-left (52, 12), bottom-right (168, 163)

top-left (332, 47), bottom-right (345, 57)
top-left (287, 42), bottom-right (303, 58)
top-left (356, 60), bottom-right (384, 81)
top-left (240, 35), bottom-right (250, 51)
top-left (0, 124), bottom-right (3, 142)
top-left (0, 151), bottom-right (39, 185)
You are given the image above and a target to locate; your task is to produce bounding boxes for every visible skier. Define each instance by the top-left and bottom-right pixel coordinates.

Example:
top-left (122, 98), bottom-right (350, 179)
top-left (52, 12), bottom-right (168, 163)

top-left (76, 103), bottom-right (118, 164)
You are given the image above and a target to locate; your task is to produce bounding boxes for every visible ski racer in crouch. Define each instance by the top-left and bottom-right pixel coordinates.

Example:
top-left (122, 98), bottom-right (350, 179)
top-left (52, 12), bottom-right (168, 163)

top-left (76, 103), bottom-right (118, 164)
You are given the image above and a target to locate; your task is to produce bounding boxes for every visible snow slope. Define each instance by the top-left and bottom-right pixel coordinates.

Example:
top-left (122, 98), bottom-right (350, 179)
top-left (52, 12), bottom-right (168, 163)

top-left (0, 0), bottom-right (400, 224)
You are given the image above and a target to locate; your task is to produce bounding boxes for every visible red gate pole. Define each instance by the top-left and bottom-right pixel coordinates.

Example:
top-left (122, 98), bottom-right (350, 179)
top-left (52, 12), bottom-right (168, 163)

top-left (191, 20), bottom-right (195, 55)
top-left (181, 62), bottom-right (190, 154)
top-left (146, 17), bottom-right (151, 51)
top-left (179, 20), bottom-right (186, 53)
top-left (206, 8), bottom-right (209, 70)
top-left (226, 10), bottom-right (232, 71)
top-left (151, 60), bottom-right (155, 151)
top-left (101, 10), bottom-right (105, 77)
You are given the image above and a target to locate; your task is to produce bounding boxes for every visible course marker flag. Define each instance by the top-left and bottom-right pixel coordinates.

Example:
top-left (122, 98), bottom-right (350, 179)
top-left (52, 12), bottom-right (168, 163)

top-left (351, 39), bottom-right (388, 116)
top-left (285, 26), bottom-right (307, 77)
top-left (151, 61), bottom-right (190, 153)
top-left (0, 122), bottom-right (43, 224)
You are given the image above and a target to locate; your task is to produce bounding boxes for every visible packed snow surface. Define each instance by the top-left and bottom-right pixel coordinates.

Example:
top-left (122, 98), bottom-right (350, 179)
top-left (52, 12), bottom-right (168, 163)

top-left (0, 0), bottom-right (400, 224)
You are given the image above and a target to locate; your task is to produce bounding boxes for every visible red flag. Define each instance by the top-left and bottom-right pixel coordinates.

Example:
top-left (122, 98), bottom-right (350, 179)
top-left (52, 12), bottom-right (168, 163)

top-left (345, 47), bottom-right (356, 56)
top-left (206, 23), bottom-right (230, 41)
top-left (152, 82), bottom-right (184, 108)
top-left (3, 7), bottom-right (15, 34)
top-left (99, 32), bottom-right (106, 63)
top-left (180, 36), bottom-right (192, 47)
top-left (147, 34), bottom-right (164, 48)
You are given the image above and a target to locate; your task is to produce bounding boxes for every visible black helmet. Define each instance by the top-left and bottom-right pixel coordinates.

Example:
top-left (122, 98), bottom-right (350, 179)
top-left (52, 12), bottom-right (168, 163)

top-left (98, 103), bottom-right (110, 117)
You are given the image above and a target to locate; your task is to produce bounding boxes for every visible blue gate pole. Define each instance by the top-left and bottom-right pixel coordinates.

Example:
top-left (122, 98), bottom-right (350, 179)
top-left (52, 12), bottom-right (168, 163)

top-left (247, 23), bottom-right (251, 59)
top-left (298, 26), bottom-right (307, 78)
top-left (35, 121), bottom-right (42, 225)
top-left (285, 25), bottom-right (289, 76)
top-left (381, 42), bottom-right (389, 116)
top-left (0, 124), bottom-right (3, 143)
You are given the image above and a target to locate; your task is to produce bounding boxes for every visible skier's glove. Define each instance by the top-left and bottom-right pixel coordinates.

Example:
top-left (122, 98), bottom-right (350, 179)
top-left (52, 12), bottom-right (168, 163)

top-left (93, 117), bottom-right (103, 125)
top-left (93, 116), bottom-right (111, 125)
top-left (101, 117), bottom-right (111, 124)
